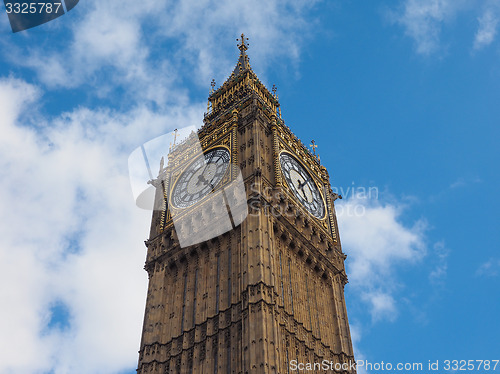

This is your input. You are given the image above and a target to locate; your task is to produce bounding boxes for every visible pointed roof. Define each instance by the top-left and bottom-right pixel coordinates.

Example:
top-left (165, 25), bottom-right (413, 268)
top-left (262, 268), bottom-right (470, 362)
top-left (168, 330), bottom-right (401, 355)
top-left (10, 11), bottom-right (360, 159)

top-left (232, 33), bottom-right (252, 76)
top-left (205, 34), bottom-right (281, 122)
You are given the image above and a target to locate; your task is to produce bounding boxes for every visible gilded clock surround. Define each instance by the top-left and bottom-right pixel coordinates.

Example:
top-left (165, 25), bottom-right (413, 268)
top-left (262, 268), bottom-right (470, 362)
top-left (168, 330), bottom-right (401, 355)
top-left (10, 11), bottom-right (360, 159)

top-left (157, 129), bottom-right (237, 232)
top-left (169, 145), bottom-right (232, 210)
top-left (278, 150), bottom-right (327, 220)
top-left (137, 34), bottom-right (355, 374)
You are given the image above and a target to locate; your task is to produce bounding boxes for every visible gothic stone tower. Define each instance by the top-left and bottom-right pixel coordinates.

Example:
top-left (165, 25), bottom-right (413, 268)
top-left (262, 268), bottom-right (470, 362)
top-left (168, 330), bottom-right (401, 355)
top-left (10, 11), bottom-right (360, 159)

top-left (137, 35), bottom-right (355, 374)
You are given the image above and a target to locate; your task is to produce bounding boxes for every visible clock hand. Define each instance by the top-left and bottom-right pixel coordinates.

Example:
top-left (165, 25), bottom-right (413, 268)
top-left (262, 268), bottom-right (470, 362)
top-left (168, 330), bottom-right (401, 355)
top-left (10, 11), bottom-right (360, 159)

top-left (197, 173), bottom-right (208, 186)
top-left (201, 152), bottom-right (216, 177)
top-left (197, 173), bottom-right (216, 192)
top-left (298, 176), bottom-right (312, 190)
top-left (300, 187), bottom-right (309, 202)
top-left (206, 161), bottom-right (229, 190)
top-left (197, 153), bottom-right (216, 186)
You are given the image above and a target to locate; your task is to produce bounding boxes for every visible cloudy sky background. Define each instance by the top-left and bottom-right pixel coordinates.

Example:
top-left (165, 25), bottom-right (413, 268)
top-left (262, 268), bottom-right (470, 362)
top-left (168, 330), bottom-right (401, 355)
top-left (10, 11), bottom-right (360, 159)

top-left (0, 0), bottom-right (499, 373)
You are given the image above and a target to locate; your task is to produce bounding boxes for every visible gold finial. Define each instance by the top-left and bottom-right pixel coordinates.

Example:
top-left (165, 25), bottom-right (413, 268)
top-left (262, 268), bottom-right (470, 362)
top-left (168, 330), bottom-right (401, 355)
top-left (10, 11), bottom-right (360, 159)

top-left (237, 33), bottom-right (249, 52)
top-left (310, 140), bottom-right (320, 162)
top-left (210, 78), bottom-right (216, 93)
top-left (272, 84), bottom-right (277, 97)
top-left (310, 140), bottom-right (318, 155)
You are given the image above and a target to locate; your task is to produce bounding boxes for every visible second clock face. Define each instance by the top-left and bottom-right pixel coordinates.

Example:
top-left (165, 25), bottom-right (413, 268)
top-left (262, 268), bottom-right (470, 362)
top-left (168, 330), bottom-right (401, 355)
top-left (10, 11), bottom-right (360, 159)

top-left (280, 153), bottom-right (325, 219)
top-left (171, 147), bottom-right (230, 209)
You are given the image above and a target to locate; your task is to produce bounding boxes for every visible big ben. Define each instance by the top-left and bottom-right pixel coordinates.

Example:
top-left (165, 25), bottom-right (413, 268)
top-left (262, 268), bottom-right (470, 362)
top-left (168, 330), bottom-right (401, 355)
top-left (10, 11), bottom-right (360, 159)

top-left (137, 34), bottom-right (355, 374)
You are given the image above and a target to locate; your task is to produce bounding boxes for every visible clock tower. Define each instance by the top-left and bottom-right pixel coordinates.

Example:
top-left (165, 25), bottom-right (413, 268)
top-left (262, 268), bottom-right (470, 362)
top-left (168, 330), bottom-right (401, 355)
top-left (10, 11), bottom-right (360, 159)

top-left (137, 35), bottom-right (355, 374)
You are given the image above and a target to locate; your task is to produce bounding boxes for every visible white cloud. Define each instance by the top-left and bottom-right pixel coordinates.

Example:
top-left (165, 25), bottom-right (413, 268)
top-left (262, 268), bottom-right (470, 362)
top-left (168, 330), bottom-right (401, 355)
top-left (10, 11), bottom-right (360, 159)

top-left (348, 323), bottom-right (368, 374)
top-left (389, 0), bottom-right (500, 55)
top-left (337, 195), bottom-right (426, 322)
top-left (428, 241), bottom-right (449, 284)
top-left (389, 0), bottom-right (457, 55)
top-left (474, 9), bottom-right (499, 50)
top-left (476, 258), bottom-right (500, 277)
top-left (449, 178), bottom-right (466, 189)
top-left (338, 196), bottom-right (426, 286)
top-left (362, 291), bottom-right (398, 322)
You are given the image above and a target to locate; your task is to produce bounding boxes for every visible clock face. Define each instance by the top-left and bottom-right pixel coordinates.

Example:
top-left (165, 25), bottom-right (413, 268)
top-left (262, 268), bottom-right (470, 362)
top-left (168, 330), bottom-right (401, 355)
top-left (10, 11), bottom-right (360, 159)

top-left (171, 147), bottom-right (230, 209)
top-left (280, 153), bottom-right (325, 219)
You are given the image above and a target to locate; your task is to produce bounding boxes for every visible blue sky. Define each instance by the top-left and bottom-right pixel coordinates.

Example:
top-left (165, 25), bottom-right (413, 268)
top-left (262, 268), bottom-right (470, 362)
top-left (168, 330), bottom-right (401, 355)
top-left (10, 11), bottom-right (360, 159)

top-left (0, 1), bottom-right (499, 373)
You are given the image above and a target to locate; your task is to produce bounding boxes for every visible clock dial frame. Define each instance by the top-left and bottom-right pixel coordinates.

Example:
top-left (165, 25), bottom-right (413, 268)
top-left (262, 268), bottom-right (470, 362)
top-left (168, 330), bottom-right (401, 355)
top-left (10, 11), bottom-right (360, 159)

top-left (279, 152), bottom-right (325, 219)
top-left (171, 147), bottom-right (231, 209)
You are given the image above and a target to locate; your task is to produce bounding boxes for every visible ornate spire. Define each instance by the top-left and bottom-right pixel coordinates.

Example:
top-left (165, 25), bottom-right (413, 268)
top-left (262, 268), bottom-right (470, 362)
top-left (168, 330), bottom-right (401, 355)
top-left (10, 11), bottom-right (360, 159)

top-left (205, 34), bottom-right (280, 121)
top-left (233, 33), bottom-right (251, 76)
top-left (237, 33), bottom-right (249, 52)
